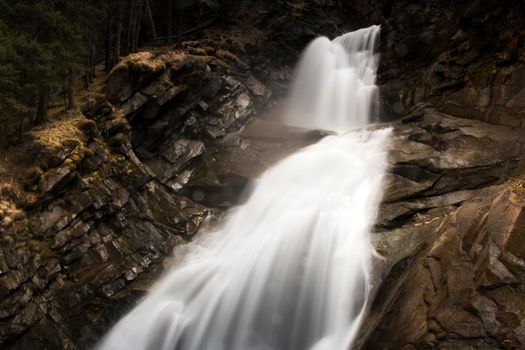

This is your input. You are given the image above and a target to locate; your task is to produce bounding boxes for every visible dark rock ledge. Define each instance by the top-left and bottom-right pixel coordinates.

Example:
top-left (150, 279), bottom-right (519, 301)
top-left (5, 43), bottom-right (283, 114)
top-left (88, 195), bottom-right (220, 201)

top-left (0, 46), bottom-right (270, 349)
top-left (359, 104), bottom-right (525, 350)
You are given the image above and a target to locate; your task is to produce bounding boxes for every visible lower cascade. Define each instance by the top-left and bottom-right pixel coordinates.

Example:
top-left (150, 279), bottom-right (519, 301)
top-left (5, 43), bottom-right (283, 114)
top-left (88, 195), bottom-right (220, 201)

top-left (98, 25), bottom-right (390, 350)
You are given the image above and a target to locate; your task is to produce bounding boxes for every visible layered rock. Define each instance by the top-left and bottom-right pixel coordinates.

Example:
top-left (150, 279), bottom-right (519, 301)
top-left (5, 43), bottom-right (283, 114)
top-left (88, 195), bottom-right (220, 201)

top-left (100, 50), bottom-right (270, 191)
top-left (0, 44), bottom-right (270, 349)
top-left (355, 105), bottom-right (525, 349)
top-left (0, 114), bottom-right (210, 349)
top-left (363, 183), bottom-right (525, 349)
top-left (375, 0), bottom-right (525, 127)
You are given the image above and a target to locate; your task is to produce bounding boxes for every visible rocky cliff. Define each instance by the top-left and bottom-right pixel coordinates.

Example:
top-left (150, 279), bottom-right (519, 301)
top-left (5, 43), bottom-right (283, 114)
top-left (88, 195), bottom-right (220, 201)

top-left (0, 45), bottom-right (269, 348)
top-left (0, 1), bottom-right (524, 349)
top-left (360, 106), bottom-right (525, 349)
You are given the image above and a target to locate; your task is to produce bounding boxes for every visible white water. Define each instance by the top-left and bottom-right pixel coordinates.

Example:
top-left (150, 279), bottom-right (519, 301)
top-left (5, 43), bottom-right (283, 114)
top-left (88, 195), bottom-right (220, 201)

top-left (286, 25), bottom-right (380, 131)
top-left (97, 25), bottom-right (389, 350)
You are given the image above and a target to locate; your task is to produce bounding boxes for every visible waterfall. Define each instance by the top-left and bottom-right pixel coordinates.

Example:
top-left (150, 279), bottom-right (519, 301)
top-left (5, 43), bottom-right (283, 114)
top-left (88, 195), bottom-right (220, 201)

top-left (285, 25), bottom-right (380, 131)
top-left (97, 25), bottom-right (389, 350)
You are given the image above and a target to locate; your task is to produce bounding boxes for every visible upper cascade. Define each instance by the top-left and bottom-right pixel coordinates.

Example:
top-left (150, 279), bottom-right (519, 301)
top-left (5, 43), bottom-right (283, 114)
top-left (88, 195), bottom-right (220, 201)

top-left (285, 25), bottom-right (381, 132)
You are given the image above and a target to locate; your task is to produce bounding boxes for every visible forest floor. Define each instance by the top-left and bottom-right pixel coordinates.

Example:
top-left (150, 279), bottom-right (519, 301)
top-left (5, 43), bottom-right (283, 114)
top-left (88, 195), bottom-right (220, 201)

top-left (0, 65), bottom-right (107, 225)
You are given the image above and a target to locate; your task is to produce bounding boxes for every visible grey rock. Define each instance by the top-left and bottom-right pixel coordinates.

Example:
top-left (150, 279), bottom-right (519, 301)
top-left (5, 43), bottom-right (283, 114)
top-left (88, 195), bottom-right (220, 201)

top-left (120, 92), bottom-right (149, 117)
top-left (40, 167), bottom-right (75, 197)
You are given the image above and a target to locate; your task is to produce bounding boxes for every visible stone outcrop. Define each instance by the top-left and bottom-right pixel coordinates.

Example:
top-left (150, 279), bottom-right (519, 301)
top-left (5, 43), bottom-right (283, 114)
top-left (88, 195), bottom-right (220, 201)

top-left (355, 105), bottom-right (525, 349)
top-left (99, 50), bottom-right (270, 192)
top-left (361, 181), bottom-right (525, 349)
top-left (0, 42), bottom-right (269, 349)
top-left (374, 0), bottom-right (525, 128)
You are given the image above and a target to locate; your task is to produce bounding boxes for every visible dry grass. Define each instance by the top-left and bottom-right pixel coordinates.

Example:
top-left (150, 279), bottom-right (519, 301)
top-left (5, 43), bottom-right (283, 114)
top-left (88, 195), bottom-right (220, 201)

top-left (511, 179), bottom-right (525, 196)
top-left (29, 114), bottom-right (86, 149)
top-left (0, 199), bottom-right (23, 226)
top-left (0, 143), bottom-right (35, 217)
top-left (115, 51), bottom-right (188, 75)
top-left (0, 63), bottom-right (110, 230)
top-left (0, 112), bottom-right (89, 225)
top-left (215, 49), bottom-right (242, 63)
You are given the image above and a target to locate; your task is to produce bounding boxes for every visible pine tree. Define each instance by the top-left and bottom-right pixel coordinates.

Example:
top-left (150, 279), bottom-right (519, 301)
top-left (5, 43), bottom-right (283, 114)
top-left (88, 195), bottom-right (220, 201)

top-left (0, 21), bottom-right (24, 142)
top-left (0, 0), bottom-right (204, 142)
top-left (0, 0), bottom-right (95, 130)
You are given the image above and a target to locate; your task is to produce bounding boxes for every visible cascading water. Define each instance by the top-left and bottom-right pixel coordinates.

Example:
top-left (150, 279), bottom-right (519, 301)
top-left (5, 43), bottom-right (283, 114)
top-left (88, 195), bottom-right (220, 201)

top-left (97, 25), bottom-right (390, 350)
top-left (285, 25), bottom-right (380, 132)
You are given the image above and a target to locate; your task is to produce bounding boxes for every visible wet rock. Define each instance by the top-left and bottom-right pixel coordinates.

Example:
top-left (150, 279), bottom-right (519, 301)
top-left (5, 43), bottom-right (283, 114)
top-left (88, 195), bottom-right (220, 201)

top-left (146, 139), bottom-right (205, 182)
top-left (347, 104), bottom-right (525, 349)
top-left (246, 75), bottom-right (272, 102)
top-left (162, 139), bottom-right (205, 168)
top-left (120, 92), bottom-right (148, 117)
top-left (361, 185), bottom-right (525, 349)
top-left (53, 219), bottom-right (92, 249)
top-left (39, 167), bottom-right (76, 198)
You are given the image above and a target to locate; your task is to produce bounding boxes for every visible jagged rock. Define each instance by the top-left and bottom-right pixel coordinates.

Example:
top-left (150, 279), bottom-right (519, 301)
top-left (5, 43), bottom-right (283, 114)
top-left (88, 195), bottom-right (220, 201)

top-left (362, 184), bottom-right (525, 349)
top-left (348, 105), bottom-right (525, 349)
top-left (106, 52), bottom-right (189, 104)
top-left (145, 139), bottom-right (205, 182)
top-left (246, 75), bottom-right (272, 102)
top-left (39, 167), bottom-right (76, 198)
top-left (162, 139), bottom-right (205, 167)
top-left (140, 72), bottom-right (174, 98)
top-left (119, 92), bottom-right (148, 117)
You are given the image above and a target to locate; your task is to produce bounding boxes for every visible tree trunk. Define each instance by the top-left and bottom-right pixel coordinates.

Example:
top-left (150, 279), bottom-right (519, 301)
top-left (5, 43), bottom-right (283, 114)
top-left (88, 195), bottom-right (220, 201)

top-left (85, 29), bottom-right (91, 88)
top-left (104, 4), bottom-right (113, 72)
top-left (112, 0), bottom-right (124, 68)
top-left (168, 0), bottom-right (173, 43)
top-left (219, 0), bottom-right (228, 22)
top-left (18, 114), bottom-right (24, 139)
top-left (0, 120), bottom-right (6, 146)
top-left (90, 42), bottom-right (96, 80)
top-left (85, 50), bottom-right (91, 88)
top-left (35, 86), bottom-right (50, 124)
top-left (86, 26), bottom-right (96, 88)
top-left (132, 0), bottom-right (143, 52)
top-left (145, 0), bottom-right (157, 40)
top-left (176, 0), bottom-right (183, 48)
top-left (67, 68), bottom-right (76, 111)
top-left (121, 1), bottom-right (130, 56)
top-left (127, 0), bottom-right (137, 53)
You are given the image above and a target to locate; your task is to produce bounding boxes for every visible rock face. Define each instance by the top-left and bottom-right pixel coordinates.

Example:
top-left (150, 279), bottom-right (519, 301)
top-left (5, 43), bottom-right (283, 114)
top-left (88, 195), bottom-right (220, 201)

top-left (374, 0), bottom-right (525, 128)
top-left (101, 50), bottom-right (270, 192)
top-left (354, 105), bottom-right (525, 349)
top-left (0, 112), bottom-right (211, 348)
top-left (363, 183), bottom-right (525, 349)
